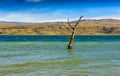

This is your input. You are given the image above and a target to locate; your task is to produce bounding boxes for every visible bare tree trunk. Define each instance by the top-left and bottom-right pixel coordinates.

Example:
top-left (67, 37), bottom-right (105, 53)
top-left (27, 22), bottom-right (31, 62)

top-left (68, 28), bottom-right (75, 49)
top-left (67, 16), bottom-right (83, 49)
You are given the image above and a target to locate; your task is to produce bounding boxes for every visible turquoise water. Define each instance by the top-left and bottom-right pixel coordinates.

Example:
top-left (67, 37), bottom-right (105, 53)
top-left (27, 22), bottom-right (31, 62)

top-left (0, 36), bottom-right (120, 76)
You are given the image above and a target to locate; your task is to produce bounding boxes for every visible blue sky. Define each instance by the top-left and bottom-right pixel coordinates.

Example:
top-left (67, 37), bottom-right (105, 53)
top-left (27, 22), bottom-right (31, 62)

top-left (0, 0), bottom-right (120, 22)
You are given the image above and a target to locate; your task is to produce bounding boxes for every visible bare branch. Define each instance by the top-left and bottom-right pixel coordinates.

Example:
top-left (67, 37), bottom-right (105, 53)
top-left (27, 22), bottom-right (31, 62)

top-left (67, 18), bottom-right (73, 28)
top-left (74, 16), bottom-right (83, 28)
top-left (67, 16), bottom-right (83, 49)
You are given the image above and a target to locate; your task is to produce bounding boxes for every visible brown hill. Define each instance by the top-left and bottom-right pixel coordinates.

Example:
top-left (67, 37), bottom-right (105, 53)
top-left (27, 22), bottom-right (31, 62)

top-left (0, 19), bottom-right (120, 35)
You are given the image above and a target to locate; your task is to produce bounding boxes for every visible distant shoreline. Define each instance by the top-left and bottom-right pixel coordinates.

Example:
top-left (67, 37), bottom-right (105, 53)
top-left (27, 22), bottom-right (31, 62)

top-left (0, 34), bottom-right (120, 36)
top-left (0, 19), bottom-right (120, 35)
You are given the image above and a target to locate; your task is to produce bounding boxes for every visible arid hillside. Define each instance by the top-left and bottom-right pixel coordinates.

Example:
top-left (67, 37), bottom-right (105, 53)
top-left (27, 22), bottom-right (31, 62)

top-left (0, 19), bottom-right (120, 35)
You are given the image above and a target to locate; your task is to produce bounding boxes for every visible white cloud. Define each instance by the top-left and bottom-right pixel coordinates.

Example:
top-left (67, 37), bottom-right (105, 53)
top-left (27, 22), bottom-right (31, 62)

top-left (0, 13), bottom-right (38, 22)
top-left (1, 10), bottom-right (120, 23)
top-left (26, 0), bottom-right (42, 2)
top-left (0, 12), bottom-right (66, 23)
top-left (90, 14), bottom-right (120, 20)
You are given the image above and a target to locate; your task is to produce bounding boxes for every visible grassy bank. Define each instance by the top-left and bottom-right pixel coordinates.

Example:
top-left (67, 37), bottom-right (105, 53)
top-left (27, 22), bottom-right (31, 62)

top-left (0, 22), bottom-right (120, 35)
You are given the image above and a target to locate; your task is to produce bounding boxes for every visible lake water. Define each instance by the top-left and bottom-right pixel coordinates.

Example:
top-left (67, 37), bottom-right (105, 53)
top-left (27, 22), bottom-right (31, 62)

top-left (0, 35), bottom-right (120, 76)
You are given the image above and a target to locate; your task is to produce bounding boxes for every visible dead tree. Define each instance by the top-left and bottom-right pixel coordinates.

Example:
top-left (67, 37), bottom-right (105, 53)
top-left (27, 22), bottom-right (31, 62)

top-left (67, 16), bottom-right (83, 49)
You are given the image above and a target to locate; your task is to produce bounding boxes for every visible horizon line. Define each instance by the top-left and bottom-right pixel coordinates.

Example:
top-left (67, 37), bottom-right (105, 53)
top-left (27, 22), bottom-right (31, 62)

top-left (0, 18), bottom-right (120, 23)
